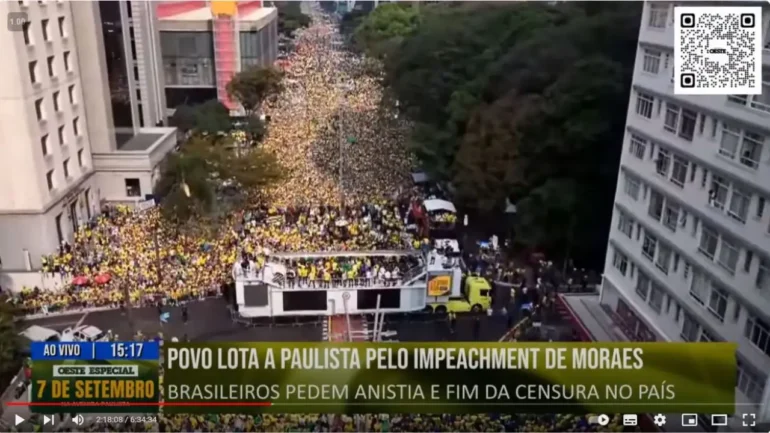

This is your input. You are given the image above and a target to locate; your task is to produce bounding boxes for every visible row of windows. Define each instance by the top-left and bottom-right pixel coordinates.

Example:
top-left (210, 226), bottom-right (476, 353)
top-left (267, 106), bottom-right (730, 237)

top-left (634, 91), bottom-right (767, 171)
top-left (611, 243), bottom-right (769, 403)
top-left (44, 149), bottom-right (86, 192)
top-left (614, 210), bottom-right (770, 360)
top-left (626, 133), bottom-right (769, 229)
top-left (21, 13), bottom-right (67, 46)
top-left (622, 172), bottom-right (769, 280)
top-left (28, 52), bottom-right (73, 84)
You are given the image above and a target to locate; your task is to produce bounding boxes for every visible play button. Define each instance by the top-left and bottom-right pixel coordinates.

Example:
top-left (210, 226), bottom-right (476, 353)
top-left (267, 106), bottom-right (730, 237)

top-left (43, 415), bottom-right (52, 425)
top-left (15, 415), bottom-right (24, 426)
top-left (597, 414), bottom-right (610, 426)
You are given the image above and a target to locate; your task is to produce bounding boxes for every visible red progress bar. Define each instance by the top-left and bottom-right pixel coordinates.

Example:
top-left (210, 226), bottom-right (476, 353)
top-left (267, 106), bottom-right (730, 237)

top-left (6, 402), bottom-right (272, 407)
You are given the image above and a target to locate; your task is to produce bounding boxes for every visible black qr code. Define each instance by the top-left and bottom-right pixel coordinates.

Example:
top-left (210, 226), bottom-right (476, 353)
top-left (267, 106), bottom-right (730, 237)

top-left (674, 6), bottom-right (762, 95)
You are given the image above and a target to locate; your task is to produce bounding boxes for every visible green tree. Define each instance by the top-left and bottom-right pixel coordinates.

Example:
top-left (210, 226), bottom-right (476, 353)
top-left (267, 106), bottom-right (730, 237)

top-left (0, 295), bottom-right (22, 390)
top-left (358, 2), bottom-right (641, 266)
top-left (170, 104), bottom-right (197, 134)
top-left (154, 136), bottom-right (283, 225)
top-left (353, 2), bottom-right (419, 59)
top-left (193, 100), bottom-right (233, 136)
top-left (275, 2), bottom-right (311, 36)
top-left (227, 66), bottom-right (285, 116)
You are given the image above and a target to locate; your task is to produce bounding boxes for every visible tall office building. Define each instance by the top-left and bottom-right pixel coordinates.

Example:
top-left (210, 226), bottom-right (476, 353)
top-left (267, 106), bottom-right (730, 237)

top-left (156, 0), bottom-right (278, 111)
top-left (0, 0), bottom-right (175, 272)
top-left (600, 2), bottom-right (770, 420)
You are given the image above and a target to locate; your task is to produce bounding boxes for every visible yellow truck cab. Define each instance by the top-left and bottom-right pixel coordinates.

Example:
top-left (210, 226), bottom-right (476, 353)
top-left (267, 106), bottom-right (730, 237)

top-left (429, 276), bottom-right (492, 314)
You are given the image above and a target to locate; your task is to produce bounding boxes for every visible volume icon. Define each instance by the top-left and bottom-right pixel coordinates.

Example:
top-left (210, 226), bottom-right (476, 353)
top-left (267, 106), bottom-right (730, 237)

top-left (74, 414), bottom-right (84, 426)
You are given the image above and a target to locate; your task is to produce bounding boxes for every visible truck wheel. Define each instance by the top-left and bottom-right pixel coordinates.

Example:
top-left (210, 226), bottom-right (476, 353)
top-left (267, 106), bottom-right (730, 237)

top-left (434, 306), bottom-right (447, 315)
top-left (471, 304), bottom-right (483, 313)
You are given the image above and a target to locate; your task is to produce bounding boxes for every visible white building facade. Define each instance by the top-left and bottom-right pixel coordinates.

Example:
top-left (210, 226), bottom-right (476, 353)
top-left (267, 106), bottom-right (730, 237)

top-left (0, 0), bottom-right (174, 273)
top-left (600, 2), bottom-right (770, 420)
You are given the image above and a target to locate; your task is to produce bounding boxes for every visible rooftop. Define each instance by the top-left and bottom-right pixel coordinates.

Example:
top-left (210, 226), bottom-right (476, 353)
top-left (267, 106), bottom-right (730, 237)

top-left (158, 4), bottom-right (276, 22)
top-left (117, 132), bottom-right (167, 151)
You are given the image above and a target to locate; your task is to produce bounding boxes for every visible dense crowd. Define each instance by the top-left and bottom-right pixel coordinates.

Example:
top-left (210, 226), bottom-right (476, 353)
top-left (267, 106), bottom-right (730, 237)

top-left (266, 254), bottom-right (423, 288)
top-left (4, 7), bottom-right (618, 433)
top-left (260, 14), bottom-right (412, 206)
top-left (8, 5), bottom-right (417, 316)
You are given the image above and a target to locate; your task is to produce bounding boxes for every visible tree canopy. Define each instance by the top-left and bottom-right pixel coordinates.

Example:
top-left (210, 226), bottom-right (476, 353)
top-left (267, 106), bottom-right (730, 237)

top-left (0, 295), bottom-right (22, 390)
top-left (354, 2), bottom-right (641, 267)
top-left (275, 2), bottom-right (311, 36)
top-left (227, 66), bottom-right (285, 116)
top-left (153, 136), bottom-right (283, 226)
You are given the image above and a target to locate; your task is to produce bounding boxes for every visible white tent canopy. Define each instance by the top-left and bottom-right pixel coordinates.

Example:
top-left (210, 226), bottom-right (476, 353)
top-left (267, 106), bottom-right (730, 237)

top-left (424, 199), bottom-right (457, 214)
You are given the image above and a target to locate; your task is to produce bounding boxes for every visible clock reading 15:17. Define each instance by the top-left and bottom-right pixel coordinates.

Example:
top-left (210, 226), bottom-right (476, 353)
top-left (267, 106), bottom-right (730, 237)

top-left (7, 12), bottom-right (29, 32)
top-left (112, 343), bottom-right (145, 359)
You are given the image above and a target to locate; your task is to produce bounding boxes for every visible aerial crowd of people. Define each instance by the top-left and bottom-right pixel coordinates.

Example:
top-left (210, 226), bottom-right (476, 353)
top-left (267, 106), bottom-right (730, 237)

top-left (3, 4), bottom-right (616, 433)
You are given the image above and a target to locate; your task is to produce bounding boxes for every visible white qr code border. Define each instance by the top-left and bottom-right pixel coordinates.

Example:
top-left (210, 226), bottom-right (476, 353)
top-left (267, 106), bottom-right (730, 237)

top-left (674, 6), bottom-right (763, 96)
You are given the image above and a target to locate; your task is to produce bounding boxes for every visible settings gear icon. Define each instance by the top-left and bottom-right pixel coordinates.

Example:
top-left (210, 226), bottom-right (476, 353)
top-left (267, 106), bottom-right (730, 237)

top-left (653, 414), bottom-right (667, 426)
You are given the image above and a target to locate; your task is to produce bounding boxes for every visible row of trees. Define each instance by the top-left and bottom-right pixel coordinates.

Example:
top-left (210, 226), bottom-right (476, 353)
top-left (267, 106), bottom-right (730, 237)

top-left (351, 2), bottom-right (642, 267)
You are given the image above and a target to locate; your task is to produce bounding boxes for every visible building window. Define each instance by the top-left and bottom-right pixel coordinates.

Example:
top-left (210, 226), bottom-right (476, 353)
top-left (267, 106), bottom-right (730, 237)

top-left (22, 21), bottom-right (31, 45)
top-left (670, 155), bottom-right (688, 187)
top-left (679, 109), bottom-right (697, 141)
top-left (642, 232), bottom-right (657, 261)
top-left (648, 282), bottom-right (664, 313)
top-left (34, 98), bottom-right (44, 121)
top-left (664, 103), bottom-right (679, 132)
top-left (757, 259), bottom-right (770, 292)
top-left (663, 200), bottom-right (680, 232)
top-left (28, 61), bottom-right (37, 84)
top-left (618, 212), bottom-right (634, 238)
top-left (613, 249), bottom-right (628, 276)
top-left (46, 170), bottom-right (55, 191)
top-left (629, 135), bottom-right (646, 159)
top-left (740, 131), bottom-right (764, 169)
top-left (53, 91), bottom-right (60, 112)
top-left (681, 312), bottom-right (699, 341)
top-left (68, 84), bottom-right (76, 104)
top-left (720, 124), bottom-right (766, 169)
top-left (744, 314), bottom-right (770, 357)
top-left (737, 360), bottom-right (767, 404)
top-left (690, 270), bottom-right (709, 305)
top-left (55, 213), bottom-right (63, 244)
top-left (648, 3), bottom-right (668, 28)
top-left (57, 16), bottom-right (65, 37)
top-left (655, 148), bottom-right (670, 176)
top-left (642, 49), bottom-right (661, 74)
top-left (636, 92), bottom-right (654, 118)
top-left (125, 178), bottom-right (141, 197)
top-left (728, 185), bottom-right (751, 223)
top-left (63, 158), bottom-right (70, 178)
top-left (46, 55), bottom-right (55, 77)
top-left (63, 51), bottom-right (71, 71)
top-left (717, 237), bottom-right (739, 274)
top-left (41, 134), bottom-right (49, 156)
top-left (698, 113), bottom-right (706, 135)
top-left (708, 175), bottom-right (729, 209)
top-left (698, 225), bottom-right (719, 260)
top-left (42, 19), bottom-right (49, 41)
top-left (636, 270), bottom-right (651, 300)
top-left (656, 243), bottom-right (672, 274)
top-left (648, 190), bottom-right (664, 221)
top-left (623, 174), bottom-right (640, 200)
top-left (77, 149), bottom-right (84, 167)
top-left (72, 117), bottom-right (79, 136)
top-left (700, 328), bottom-right (717, 342)
top-left (744, 250), bottom-right (753, 273)
top-left (720, 123), bottom-right (741, 158)
top-left (707, 285), bottom-right (728, 321)
top-left (757, 197), bottom-right (765, 219)
top-left (58, 126), bottom-right (65, 145)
